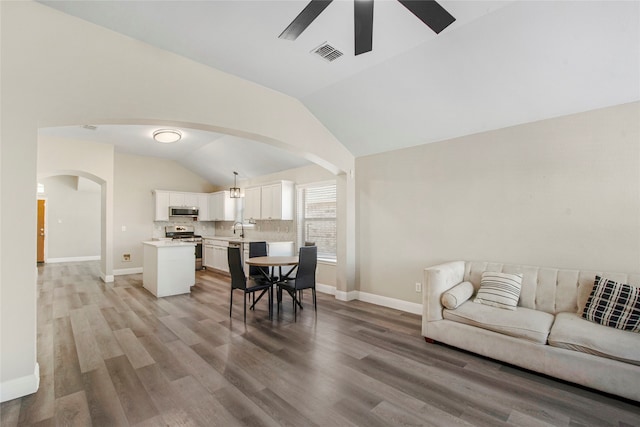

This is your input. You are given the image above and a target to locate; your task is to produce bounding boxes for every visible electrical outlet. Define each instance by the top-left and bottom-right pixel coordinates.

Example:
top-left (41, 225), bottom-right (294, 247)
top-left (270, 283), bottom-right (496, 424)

top-left (415, 282), bottom-right (422, 292)
top-left (122, 253), bottom-right (131, 262)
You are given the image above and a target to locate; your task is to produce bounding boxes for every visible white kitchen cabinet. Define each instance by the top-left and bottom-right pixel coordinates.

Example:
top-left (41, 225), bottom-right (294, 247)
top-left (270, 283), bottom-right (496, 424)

top-left (203, 239), bottom-right (230, 273)
top-left (243, 186), bottom-right (261, 220)
top-left (213, 246), bottom-right (228, 273)
top-left (209, 191), bottom-right (235, 221)
top-left (262, 181), bottom-right (294, 220)
top-left (169, 192), bottom-right (185, 207)
top-left (203, 242), bottom-right (215, 268)
top-left (142, 241), bottom-right (195, 297)
top-left (153, 190), bottom-right (171, 221)
top-left (197, 194), bottom-right (210, 221)
top-left (243, 181), bottom-right (294, 220)
top-left (184, 193), bottom-right (199, 207)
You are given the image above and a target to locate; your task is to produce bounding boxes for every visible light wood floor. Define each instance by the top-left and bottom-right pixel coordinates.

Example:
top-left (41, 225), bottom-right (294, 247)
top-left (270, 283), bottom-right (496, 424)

top-left (2, 261), bottom-right (639, 426)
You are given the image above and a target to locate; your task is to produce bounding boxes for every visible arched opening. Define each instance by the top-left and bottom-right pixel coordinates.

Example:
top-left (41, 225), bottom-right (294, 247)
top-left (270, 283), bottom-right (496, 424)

top-left (37, 169), bottom-right (112, 282)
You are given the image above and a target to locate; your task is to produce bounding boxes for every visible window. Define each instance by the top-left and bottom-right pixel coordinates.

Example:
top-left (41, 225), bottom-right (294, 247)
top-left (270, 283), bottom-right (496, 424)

top-left (296, 182), bottom-right (337, 262)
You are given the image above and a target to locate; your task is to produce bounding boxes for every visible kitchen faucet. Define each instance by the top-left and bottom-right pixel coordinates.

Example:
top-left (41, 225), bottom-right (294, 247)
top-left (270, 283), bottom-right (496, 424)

top-left (233, 222), bottom-right (244, 239)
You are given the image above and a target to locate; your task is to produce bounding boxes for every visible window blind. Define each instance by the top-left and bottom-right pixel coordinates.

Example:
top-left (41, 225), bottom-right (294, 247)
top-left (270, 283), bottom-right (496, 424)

top-left (297, 183), bottom-right (337, 261)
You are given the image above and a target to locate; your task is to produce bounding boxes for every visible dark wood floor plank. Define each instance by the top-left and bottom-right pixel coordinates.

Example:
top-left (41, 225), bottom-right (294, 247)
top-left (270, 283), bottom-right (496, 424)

top-left (83, 304), bottom-right (125, 360)
top-left (7, 261), bottom-right (640, 427)
top-left (54, 390), bottom-right (91, 426)
top-left (104, 355), bottom-right (159, 425)
top-left (68, 308), bottom-right (103, 373)
top-left (137, 334), bottom-right (191, 382)
top-left (82, 365), bottom-right (129, 427)
top-left (52, 317), bottom-right (84, 399)
top-left (113, 328), bottom-right (155, 369)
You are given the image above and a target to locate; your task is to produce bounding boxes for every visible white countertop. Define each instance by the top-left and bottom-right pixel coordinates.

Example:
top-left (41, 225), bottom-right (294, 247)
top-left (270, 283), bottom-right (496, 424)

top-left (143, 240), bottom-right (197, 247)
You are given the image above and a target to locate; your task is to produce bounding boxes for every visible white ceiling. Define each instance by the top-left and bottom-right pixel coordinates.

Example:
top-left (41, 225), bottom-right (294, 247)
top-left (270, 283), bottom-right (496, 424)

top-left (38, 0), bottom-right (640, 183)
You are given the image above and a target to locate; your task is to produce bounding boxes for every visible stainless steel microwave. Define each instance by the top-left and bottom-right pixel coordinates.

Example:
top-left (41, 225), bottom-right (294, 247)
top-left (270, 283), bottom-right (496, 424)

top-left (169, 206), bottom-right (199, 218)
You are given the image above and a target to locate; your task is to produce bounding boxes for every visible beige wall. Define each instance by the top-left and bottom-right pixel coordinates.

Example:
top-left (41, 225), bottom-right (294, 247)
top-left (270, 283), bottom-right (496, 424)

top-left (114, 152), bottom-right (215, 271)
top-left (39, 176), bottom-right (101, 260)
top-left (357, 102), bottom-right (640, 304)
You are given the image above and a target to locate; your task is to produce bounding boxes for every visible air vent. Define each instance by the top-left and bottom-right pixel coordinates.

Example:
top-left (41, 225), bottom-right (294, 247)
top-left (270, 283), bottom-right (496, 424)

top-left (312, 43), bottom-right (343, 62)
top-left (80, 124), bottom-right (97, 131)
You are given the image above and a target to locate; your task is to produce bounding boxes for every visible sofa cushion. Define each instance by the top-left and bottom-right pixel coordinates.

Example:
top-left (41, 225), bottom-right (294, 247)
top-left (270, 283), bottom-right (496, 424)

top-left (441, 281), bottom-right (474, 309)
top-left (443, 301), bottom-right (554, 344)
top-left (582, 276), bottom-right (640, 332)
top-left (549, 312), bottom-right (640, 365)
top-left (474, 271), bottom-right (523, 310)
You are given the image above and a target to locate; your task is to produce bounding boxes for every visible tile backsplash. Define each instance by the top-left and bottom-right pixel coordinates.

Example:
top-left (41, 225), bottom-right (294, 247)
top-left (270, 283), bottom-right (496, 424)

top-left (152, 219), bottom-right (295, 243)
top-left (214, 220), bottom-right (295, 242)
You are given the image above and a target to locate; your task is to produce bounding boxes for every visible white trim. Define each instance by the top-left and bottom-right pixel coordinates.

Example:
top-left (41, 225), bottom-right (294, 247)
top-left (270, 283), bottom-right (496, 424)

top-left (101, 273), bottom-right (114, 283)
top-left (47, 255), bottom-right (100, 263)
top-left (316, 282), bottom-right (335, 295)
top-left (357, 291), bottom-right (422, 315)
top-left (114, 267), bottom-right (143, 276)
top-left (0, 363), bottom-right (40, 403)
top-left (335, 290), bottom-right (359, 301)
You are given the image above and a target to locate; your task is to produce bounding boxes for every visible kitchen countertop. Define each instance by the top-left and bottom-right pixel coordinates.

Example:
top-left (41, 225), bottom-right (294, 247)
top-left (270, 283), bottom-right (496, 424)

top-left (143, 240), bottom-right (197, 247)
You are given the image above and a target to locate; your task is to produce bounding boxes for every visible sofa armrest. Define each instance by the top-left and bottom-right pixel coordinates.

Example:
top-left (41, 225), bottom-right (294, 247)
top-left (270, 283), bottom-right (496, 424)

top-left (423, 261), bottom-right (465, 322)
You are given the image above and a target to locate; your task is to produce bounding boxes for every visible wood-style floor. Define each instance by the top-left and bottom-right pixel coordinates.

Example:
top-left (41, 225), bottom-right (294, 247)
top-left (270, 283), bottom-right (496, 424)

top-left (2, 262), bottom-right (639, 426)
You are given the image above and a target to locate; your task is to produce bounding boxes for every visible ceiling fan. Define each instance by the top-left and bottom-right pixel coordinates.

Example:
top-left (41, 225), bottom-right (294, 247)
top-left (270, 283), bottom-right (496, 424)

top-left (279, 0), bottom-right (456, 56)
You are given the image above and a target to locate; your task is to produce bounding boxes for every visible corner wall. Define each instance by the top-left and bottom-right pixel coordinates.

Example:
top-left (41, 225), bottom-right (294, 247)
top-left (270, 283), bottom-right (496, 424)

top-left (356, 102), bottom-right (640, 305)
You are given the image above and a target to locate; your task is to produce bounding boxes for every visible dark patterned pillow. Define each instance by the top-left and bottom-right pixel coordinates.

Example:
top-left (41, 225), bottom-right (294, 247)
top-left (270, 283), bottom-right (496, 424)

top-left (582, 276), bottom-right (640, 332)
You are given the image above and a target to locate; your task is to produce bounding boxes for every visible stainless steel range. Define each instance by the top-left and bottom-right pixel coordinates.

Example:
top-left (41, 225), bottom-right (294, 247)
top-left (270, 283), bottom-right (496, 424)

top-left (165, 225), bottom-right (203, 270)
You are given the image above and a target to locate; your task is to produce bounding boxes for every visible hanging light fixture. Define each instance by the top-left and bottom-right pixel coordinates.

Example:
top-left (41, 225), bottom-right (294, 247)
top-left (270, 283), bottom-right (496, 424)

top-left (229, 171), bottom-right (241, 198)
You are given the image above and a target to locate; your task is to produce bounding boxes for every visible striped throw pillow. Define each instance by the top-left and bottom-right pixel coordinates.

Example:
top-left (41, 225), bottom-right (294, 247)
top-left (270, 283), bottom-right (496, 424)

top-left (473, 271), bottom-right (523, 311)
top-left (582, 276), bottom-right (640, 332)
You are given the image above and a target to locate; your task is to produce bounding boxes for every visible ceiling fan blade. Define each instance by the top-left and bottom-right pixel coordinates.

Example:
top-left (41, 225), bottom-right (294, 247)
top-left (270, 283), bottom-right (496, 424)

top-left (397, 0), bottom-right (455, 34)
top-left (279, 0), bottom-right (334, 41)
top-left (354, 0), bottom-right (374, 55)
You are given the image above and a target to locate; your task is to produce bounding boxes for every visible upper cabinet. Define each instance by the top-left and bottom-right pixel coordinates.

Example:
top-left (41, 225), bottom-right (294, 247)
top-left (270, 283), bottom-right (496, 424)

top-left (243, 186), bottom-right (262, 221)
top-left (153, 190), bottom-right (171, 221)
top-left (197, 194), bottom-right (210, 221)
top-left (244, 181), bottom-right (294, 221)
top-left (209, 191), bottom-right (235, 221)
top-left (154, 190), bottom-right (211, 221)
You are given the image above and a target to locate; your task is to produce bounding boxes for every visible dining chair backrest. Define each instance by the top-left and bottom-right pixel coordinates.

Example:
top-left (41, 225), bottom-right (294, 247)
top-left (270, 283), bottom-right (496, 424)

top-left (294, 245), bottom-right (317, 290)
top-left (228, 246), bottom-right (247, 290)
top-left (248, 241), bottom-right (268, 277)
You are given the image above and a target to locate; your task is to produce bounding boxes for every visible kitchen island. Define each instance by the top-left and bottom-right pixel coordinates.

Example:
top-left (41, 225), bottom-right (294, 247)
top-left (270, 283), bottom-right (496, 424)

top-left (142, 240), bottom-right (196, 297)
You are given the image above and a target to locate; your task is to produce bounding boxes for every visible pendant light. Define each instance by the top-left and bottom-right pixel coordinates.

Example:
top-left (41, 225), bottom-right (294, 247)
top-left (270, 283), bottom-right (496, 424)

top-left (229, 171), bottom-right (241, 198)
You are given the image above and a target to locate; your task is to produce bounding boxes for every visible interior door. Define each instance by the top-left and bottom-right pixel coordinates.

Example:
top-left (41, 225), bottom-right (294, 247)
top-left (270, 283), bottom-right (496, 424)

top-left (37, 199), bottom-right (45, 263)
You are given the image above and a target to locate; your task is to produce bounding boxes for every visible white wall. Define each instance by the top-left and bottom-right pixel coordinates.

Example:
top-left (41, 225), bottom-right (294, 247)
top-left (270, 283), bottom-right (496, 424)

top-left (0, 1), bottom-right (354, 401)
top-left (114, 152), bottom-right (215, 272)
top-left (357, 102), bottom-right (640, 304)
top-left (39, 176), bottom-right (101, 261)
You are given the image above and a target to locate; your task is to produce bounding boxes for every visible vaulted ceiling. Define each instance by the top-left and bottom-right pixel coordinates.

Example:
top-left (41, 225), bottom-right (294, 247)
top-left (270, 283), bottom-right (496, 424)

top-left (38, 0), bottom-right (640, 184)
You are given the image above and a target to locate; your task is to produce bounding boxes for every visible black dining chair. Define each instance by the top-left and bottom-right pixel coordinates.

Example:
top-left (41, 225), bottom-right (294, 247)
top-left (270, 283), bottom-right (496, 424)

top-left (248, 241), bottom-right (270, 283)
top-left (277, 245), bottom-right (317, 321)
top-left (228, 246), bottom-right (272, 322)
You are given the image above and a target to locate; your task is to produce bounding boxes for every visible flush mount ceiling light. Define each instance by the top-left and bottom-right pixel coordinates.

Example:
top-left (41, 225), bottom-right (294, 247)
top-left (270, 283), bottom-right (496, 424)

top-left (153, 129), bottom-right (182, 143)
top-left (230, 171), bottom-right (241, 198)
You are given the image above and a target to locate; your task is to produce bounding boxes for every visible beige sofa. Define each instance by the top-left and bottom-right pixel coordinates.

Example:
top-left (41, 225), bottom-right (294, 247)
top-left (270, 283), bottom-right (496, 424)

top-left (422, 261), bottom-right (640, 401)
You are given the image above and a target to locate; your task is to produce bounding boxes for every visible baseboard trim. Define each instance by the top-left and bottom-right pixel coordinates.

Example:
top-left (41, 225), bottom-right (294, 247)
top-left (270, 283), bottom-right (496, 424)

top-left (47, 256), bottom-right (100, 263)
top-left (114, 267), bottom-right (143, 276)
top-left (0, 363), bottom-right (40, 403)
top-left (357, 291), bottom-right (422, 315)
top-left (100, 273), bottom-right (114, 283)
top-left (316, 283), bottom-right (335, 295)
top-left (335, 290), bottom-right (359, 301)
